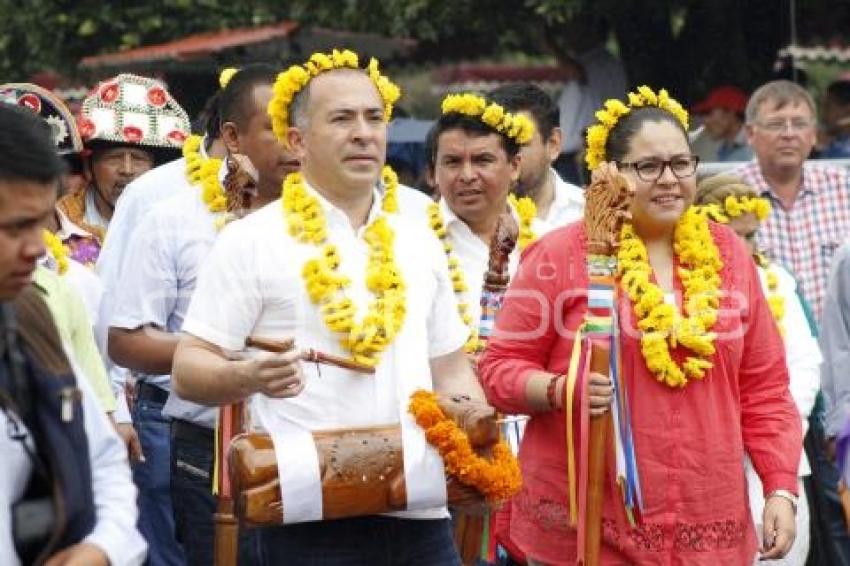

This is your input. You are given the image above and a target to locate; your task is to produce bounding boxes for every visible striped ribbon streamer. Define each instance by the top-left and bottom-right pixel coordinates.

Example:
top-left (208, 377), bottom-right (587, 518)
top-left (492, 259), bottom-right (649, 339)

top-left (563, 266), bottom-right (644, 556)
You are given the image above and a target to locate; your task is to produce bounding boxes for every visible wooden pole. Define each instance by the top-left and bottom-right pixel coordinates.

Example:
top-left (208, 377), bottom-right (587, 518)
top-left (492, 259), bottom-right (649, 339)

top-left (214, 401), bottom-right (243, 566)
top-left (581, 343), bottom-right (611, 566)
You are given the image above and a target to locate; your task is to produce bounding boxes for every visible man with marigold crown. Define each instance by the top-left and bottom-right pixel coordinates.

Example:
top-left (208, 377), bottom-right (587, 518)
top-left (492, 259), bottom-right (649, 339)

top-left (424, 90), bottom-right (539, 419)
top-left (423, 91), bottom-right (538, 565)
top-left (488, 83), bottom-right (585, 233)
top-left (172, 50), bottom-right (509, 563)
top-left (108, 65), bottom-right (293, 566)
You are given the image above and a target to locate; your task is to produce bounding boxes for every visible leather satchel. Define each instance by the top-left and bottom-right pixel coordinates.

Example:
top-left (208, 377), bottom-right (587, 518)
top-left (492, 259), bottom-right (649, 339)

top-left (229, 394), bottom-right (498, 526)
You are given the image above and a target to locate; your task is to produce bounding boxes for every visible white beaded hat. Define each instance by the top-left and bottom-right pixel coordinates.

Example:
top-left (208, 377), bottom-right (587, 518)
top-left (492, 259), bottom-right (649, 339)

top-left (77, 73), bottom-right (190, 155)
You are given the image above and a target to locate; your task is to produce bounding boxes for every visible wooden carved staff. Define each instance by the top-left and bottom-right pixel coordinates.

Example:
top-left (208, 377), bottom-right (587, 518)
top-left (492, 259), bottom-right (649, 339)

top-left (454, 211), bottom-right (518, 566)
top-left (579, 163), bottom-right (634, 566)
top-left (213, 153), bottom-right (259, 566)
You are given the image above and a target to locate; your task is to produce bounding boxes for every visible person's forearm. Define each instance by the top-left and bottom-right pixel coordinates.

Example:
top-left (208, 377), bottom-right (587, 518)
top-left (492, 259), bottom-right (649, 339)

top-left (172, 337), bottom-right (255, 405)
top-left (524, 370), bottom-right (561, 412)
top-left (430, 349), bottom-right (488, 403)
top-left (108, 326), bottom-right (179, 375)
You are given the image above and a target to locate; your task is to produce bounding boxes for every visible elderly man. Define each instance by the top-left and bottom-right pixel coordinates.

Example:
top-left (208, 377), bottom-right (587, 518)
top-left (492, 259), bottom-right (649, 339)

top-left (735, 80), bottom-right (850, 320)
top-left (57, 74), bottom-right (190, 259)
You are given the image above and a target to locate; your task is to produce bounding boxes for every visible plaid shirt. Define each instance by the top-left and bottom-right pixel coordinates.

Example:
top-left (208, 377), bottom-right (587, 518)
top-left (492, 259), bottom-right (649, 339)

top-left (735, 161), bottom-right (850, 321)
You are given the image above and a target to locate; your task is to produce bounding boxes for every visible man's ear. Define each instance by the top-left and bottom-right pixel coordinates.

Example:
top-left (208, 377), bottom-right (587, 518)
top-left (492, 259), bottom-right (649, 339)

top-left (509, 152), bottom-right (522, 184)
top-left (547, 127), bottom-right (563, 163)
top-left (745, 123), bottom-right (756, 146)
top-left (286, 126), bottom-right (306, 160)
top-left (220, 121), bottom-right (240, 154)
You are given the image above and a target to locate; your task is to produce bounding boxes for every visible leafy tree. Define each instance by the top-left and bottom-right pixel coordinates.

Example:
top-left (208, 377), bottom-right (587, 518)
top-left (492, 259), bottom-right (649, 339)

top-left (0, 1), bottom-right (288, 80)
top-left (2, 0), bottom-right (847, 106)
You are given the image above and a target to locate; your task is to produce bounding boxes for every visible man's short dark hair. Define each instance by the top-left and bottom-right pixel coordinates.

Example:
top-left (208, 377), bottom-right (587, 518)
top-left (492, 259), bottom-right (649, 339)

top-left (218, 63), bottom-right (278, 128)
top-left (488, 83), bottom-right (560, 141)
top-left (0, 104), bottom-right (66, 184)
top-left (425, 112), bottom-right (520, 170)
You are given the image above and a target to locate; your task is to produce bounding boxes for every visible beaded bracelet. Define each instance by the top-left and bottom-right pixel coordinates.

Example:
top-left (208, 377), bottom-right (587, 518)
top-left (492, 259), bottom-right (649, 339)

top-left (546, 374), bottom-right (561, 410)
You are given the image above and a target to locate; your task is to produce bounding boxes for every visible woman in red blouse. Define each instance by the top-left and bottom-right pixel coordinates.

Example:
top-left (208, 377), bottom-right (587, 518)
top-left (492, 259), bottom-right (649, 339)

top-left (479, 90), bottom-right (802, 565)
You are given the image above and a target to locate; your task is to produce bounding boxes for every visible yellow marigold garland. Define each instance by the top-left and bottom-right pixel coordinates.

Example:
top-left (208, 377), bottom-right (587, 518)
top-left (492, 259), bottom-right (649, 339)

top-left (182, 134), bottom-right (205, 185)
top-left (282, 171), bottom-right (406, 367)
top-left (617, 208), bottom-right (723, 387)
top-left (426, 201), bottom-right (481, 353)
top-left (182, 133), bottom-right (226, 225)
top-left (268, 49), bottom-right (401, 146)
top-left (507, 194), bottom-right (537, 251)
top-left (755, 254), bottom-right (786, 334)
top-left (380, 165), bottom-right (399, 214)
top-left (42, 230), bottom-right (68, 275)
top-left (585, 85), bottom-right (689, 171)
top-left (441, 93), bottom-right (534, 145)
top-left (408, 389), bottom-right (521, 503)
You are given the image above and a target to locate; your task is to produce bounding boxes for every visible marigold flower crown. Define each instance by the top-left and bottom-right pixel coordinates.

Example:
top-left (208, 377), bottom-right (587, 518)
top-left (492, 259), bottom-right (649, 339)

top-left (585, 85), bottom-right (689, 171)
top-left (440, 93), bottom-right (535, 145)
top-left (695, 195), bottom-right (771, 224)
top-left (268, 49), bottom-right (401, 147)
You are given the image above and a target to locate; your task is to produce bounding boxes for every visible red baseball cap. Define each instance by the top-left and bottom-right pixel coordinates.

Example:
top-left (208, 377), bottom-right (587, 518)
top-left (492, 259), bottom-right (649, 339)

top-left (692, 86), bottom-right (748, 114)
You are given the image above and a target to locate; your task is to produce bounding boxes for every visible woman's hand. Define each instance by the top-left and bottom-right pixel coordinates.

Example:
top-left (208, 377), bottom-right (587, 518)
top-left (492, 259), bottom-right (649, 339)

top-left (760, 495), bottom-right (796, 559)
top-left (588, 372), bottom-right (613, 416)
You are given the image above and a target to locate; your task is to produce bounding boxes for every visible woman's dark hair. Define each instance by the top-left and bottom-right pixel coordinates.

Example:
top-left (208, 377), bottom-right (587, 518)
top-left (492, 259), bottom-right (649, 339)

top-left (604, 107), bottom-right (689, 162)
top-left (426, 112), bottom-right (520, 170)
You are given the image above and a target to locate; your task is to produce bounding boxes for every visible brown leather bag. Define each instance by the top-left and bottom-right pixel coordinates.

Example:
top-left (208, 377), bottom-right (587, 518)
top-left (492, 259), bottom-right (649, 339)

top-left (229, 394), bottom-right (498, 526)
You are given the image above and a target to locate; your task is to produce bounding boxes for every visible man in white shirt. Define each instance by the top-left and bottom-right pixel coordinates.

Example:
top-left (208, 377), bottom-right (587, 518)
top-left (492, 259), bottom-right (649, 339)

top-left (109, 64), bottom-right (295, 566)
top-left (425, 91), bottom-right (538, 564)
top-left (172, 54), bottom-right (487, 564)
top-left (0, 103), bottom-right (145, 566)
top-left (490, 83), bottom-right (585, 233)
top-left (424, 95), bottom-right (524, 338)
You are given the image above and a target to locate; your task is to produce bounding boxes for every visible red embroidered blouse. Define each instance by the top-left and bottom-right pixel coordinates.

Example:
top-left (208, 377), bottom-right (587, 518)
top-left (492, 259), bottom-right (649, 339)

top-left (479, 221), bottom-right (802, 565)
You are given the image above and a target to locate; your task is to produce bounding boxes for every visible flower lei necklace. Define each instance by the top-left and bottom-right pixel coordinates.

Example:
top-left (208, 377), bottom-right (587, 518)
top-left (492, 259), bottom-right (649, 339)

top-left (408, 390), bottom-right (521, 502)
top-left (182, 133), bottom-right (226, 216)
top-left (282, 171), bottom-right (405, 368)
top-left (42, 230), bottom-right (69, 275)
top-left (426, 201), bottom-right (481, 353)
top-left (617, 208), bottom-right (723, 388)
top-left (755, 254), bottom-right (785, 334)
top-left (507, 193), bottom-right (536, 251)
top-left (427, 194), bottom-right (535, 352)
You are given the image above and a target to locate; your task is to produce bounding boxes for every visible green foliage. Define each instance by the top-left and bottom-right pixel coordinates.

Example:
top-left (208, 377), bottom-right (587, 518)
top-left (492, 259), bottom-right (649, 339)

top-left (3, 0), bottom-right (848, 107)
top-left (0, 0), bottom-right (288, 80)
